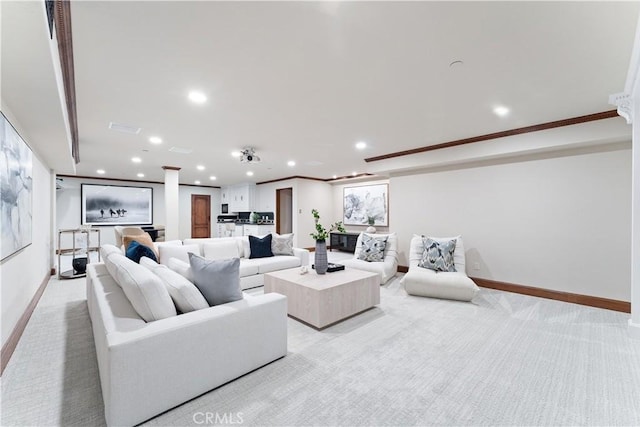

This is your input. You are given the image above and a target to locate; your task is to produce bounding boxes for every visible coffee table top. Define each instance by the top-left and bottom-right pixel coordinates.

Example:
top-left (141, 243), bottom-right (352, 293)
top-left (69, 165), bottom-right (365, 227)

top-left (264, 267), bottom-right (379, 291)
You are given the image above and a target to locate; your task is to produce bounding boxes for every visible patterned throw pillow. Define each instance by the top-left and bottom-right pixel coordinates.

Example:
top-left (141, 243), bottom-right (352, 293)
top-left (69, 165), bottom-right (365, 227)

top-left (271, 233), bottom-right (294, 256)
top-left (357, 234), bottom-right (388, 263)
top-left (419, 237), bottom-right (457, 272)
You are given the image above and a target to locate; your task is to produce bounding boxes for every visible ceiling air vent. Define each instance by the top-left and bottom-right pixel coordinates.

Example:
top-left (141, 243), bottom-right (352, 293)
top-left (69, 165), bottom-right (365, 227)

top-left (108, 122), bottom-right (141, 134)
top-left (169, 146), bottom-right (193, 154)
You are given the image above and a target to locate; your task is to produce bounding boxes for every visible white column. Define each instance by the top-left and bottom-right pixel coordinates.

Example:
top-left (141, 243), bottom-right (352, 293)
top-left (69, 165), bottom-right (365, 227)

top-left (630, 95), bottom-right (640, 339)
top-left (163, 166), bottom-right (180, 242)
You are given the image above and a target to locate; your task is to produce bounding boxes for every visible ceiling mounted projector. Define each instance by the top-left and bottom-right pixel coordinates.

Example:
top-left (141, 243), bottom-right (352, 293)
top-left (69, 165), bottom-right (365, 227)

top-left (240, 147), bottom-right (261, 163)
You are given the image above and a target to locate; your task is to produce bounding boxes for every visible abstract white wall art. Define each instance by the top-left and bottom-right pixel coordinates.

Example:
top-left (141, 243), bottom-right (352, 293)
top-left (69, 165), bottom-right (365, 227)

top-left (343, 184), bottom-right (388, 226)
top-left (1, 112), bottom-right (33, 261)
top-left (81, 184), bottom-right (153, 226)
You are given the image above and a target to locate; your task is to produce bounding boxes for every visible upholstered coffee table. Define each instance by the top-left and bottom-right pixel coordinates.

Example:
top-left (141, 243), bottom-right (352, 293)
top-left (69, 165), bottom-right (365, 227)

top-left (264, 267), bottom-right (380, 329)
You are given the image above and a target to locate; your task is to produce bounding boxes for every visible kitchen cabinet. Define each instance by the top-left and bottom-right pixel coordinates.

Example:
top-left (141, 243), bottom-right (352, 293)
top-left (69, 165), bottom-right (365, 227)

top-left (233, 224), bottom-right (244, 237)
top-left (243, 224), bottom-right (274, 237)
top-left (227, 183), bottom-right (255, 212)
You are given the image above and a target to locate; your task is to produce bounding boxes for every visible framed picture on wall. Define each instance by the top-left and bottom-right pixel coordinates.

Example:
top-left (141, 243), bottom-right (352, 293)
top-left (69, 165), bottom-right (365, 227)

top-left (81, 184), bottom-right (153, 226)
top-left (343, 184), bottom-right (389, 226)
top-left (1, 112), bottom-right (33, 261)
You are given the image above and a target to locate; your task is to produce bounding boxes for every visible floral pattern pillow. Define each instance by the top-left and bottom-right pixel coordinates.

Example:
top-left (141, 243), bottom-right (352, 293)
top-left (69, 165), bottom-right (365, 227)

top-left (271, 233), bottom-right (294, 256)
top-left (418, 237), bottom-right (457, 272)
top-left (357, 234), bottom-right (388, 262)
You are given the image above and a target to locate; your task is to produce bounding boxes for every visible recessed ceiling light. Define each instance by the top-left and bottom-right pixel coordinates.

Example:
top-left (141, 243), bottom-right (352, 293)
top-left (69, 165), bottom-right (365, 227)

top-left (149, 136), bottom-right (162, 144)
top-left (246, 171), bottom-right (254, 177)
top-left (188, 91), bottom-right (207, 104)
top-left (231, 151), bottom-right (242, 157)
top-left (493, 106), bottom-right (510, 117)
top-left (209, 176), bottom-right (217, 181)
top-left (355, 141), bottom-right (367, 150)
top-left (194, 180), bottom-right (201, 185)
top-left (131, 157), bottom-right (142, 163)
top-left (137, 173), bottom-right (145, 178)
top-left (449, 60), bottom-right (464, 68)
top-left (352, 171), bottom-right (357, 176)
top-left (196, 165), bottom-right (205, 171)
top-left (287, 160), bottom-right (296, 167)
top-left (332, 174), bottom-right (337, 179)
top-left (96, 169), bottom-right (105, 175)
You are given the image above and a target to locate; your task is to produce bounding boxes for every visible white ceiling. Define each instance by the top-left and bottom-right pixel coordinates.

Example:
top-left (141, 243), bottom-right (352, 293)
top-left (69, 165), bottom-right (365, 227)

top-left (8, 1), bottom-right (640, 186)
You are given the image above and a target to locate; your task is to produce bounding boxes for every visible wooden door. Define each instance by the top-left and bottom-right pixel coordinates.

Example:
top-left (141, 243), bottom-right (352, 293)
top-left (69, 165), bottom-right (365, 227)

top-left (276, 187), bottom-right (293, 234)
top-left (191, 195), bottom-right (211, 238)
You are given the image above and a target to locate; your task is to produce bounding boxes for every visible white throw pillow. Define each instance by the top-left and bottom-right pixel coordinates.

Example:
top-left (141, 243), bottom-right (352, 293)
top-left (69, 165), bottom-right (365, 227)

top-left (105, 253), bottom-right (177, 322)
top-left (271, 233), bottom-right (294, 256)
top-left (139, 256), bottom-right (208, 313)
top-left (158, 244), bottom-right (200, 265)
top-left (203, 240), bottom-right (240, 260)
top-left (167, 257), bottom-right (195, 282)
top-left (100, 244), bottom-right (122, 261)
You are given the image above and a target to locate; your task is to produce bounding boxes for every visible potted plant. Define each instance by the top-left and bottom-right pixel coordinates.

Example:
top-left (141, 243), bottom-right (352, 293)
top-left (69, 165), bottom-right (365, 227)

top-left (310, 209), bottom-right (331, 274)
top-left (366, 215), bottom-right (377, 233)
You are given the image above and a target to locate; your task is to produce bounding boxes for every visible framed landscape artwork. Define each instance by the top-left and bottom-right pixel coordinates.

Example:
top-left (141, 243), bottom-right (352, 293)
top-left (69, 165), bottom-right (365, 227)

top-left (1, 112), bottom-right (33, 261)
top-left (81, 184), bottom-right (153, 226)
top-left (343, 184), bottom-right (389, 226)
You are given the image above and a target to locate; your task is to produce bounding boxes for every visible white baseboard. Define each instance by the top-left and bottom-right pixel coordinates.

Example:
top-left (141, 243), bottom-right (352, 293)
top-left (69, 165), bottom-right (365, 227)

top-left (629, 319), bottom-right (640, 340)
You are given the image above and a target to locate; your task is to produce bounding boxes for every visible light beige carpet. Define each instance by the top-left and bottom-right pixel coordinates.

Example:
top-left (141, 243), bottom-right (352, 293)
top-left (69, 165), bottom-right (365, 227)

top-left (2, 265), bottom-right (640, 426)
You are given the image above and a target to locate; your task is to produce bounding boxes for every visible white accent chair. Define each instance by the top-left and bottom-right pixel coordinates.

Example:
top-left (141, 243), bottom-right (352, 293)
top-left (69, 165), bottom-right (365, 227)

top-left (113, 226), bottom-right (145, 247)
top-left (401, 235), bottom-right (479, 301)
top-left (342, 232), bottom-right (398, 284)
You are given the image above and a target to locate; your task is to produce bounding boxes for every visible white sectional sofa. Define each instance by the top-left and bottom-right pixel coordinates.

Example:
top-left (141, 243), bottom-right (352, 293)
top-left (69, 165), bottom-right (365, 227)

top-left (156, 236), bottom-right (309, 290)
top-left (86, 250), bottom-right (288, 426)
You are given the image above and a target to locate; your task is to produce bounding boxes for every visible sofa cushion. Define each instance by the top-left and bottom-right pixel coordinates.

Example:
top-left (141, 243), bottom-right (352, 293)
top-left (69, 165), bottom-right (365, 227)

top-left (403, 269), bottom-right (478, 302)
top-left (104, 253), bottom-right (177, 322)
top-left (357, 234), bottom-right (388, 262)
top-left (419, 237), bottom-right (457, 272)
top-left (255, 255), bottom-right (301, 274)
top-left (100, 244), bottom-right (122, 260)
top-left (203, 240), bottom-right (240, 260)
top-left (167, 257), bottom-right (195, 282)
top-left (271, 233), bottom-right (294, 256)
top-left (249, 234), bottom-right (273, 259)
top-left (189, 253), bottom-right (243, 306)
top-left (158, 244), bottom-right (200, 265)
top-left (238, 260), bottom-right (260, 277)
top-left (140, 257), bottom-right (208, 313)
top-left (126, 240), bottom-right (158, 264)
top-left (123, 233), bottom-right (158, 257)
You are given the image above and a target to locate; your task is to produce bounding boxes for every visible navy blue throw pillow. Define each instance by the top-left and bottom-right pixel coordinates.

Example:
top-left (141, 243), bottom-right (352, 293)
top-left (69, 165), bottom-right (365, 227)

top-left (126, 240), bottom-right (158, 264)
top-left (249, 234), bottom-right (274, 259)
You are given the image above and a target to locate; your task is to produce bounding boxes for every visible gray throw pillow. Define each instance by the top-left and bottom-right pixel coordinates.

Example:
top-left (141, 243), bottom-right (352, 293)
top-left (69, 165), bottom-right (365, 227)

top-left (188, 253), bottom-right (243, 306)
top-left (357, 234), bottom-right (388, 262)
top-left (419, 237), bottom-right (457, 272)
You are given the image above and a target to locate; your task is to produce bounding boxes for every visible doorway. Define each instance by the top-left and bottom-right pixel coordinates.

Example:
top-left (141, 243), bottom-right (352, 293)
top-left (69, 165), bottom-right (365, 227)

top-left (276, 188), bottom-right (293, 234)
top-left (191, 194), bottom-right (211, 238)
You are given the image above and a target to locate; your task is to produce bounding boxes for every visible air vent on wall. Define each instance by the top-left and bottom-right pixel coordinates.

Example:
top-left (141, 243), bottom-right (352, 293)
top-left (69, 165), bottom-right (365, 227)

top-left (108, 122), bottom-right (141, 134)
top-left (169, 146), bottom-right (193, 154)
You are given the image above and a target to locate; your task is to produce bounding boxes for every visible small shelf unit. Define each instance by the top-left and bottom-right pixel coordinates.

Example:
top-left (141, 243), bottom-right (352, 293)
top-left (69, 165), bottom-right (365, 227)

top-left (57, 228), bottom-right (101, 279)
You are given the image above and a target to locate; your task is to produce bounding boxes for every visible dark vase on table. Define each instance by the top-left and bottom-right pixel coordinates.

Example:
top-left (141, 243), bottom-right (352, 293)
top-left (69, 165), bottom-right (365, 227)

top-left (314, 239), bottom-right (328, 274)
top-left (72, 257), bottom-right (88, 274)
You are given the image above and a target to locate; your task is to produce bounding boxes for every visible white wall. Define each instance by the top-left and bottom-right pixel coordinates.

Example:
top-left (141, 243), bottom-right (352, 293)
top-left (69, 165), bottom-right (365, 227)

top-left (0, 109), bottom-right (54, 348)
top-left (390, 146), bottom-right (632, 301)
top-left (255, 178), bottom-right (334, 248)
top-left (331, 178), bottom-right (390, 234)
top-left (296, 179), bottom-right (334, 249)
top-left (56, 177), bottom-right (220, 247)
